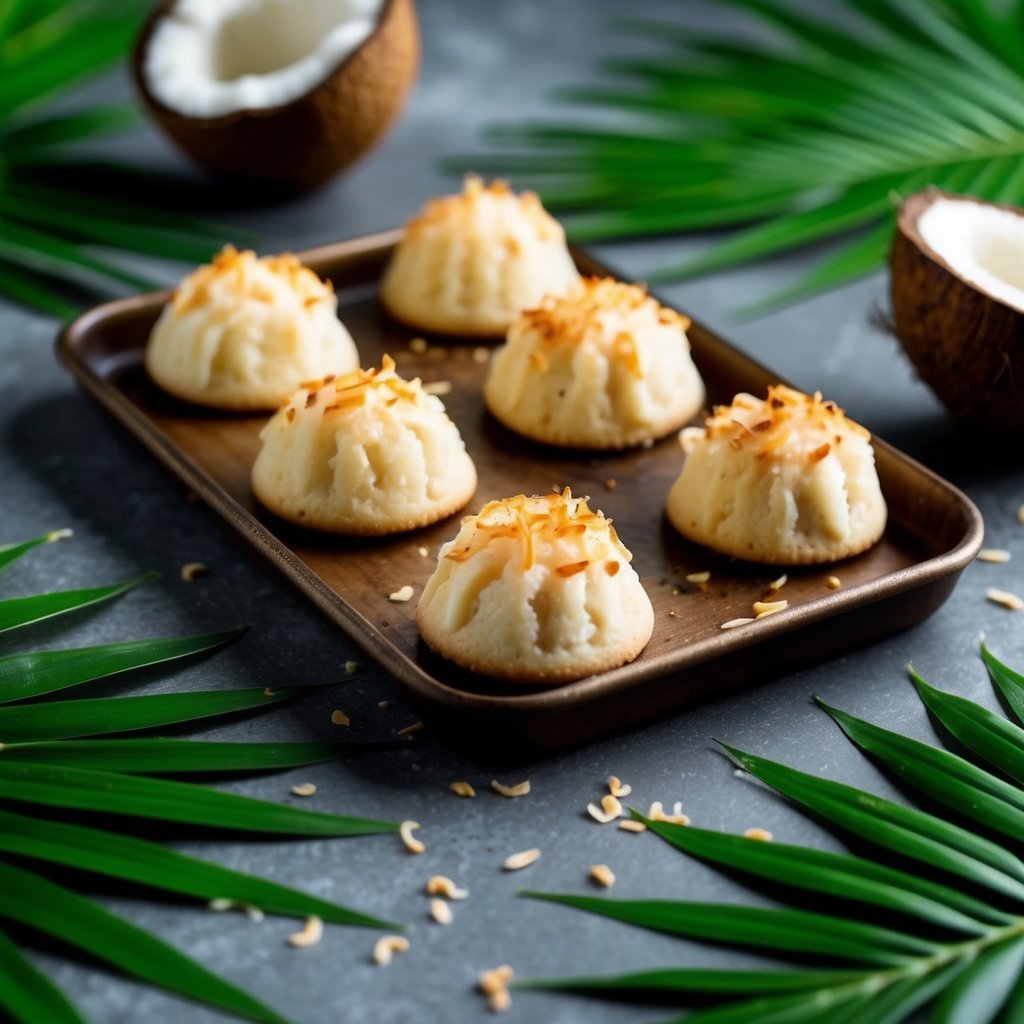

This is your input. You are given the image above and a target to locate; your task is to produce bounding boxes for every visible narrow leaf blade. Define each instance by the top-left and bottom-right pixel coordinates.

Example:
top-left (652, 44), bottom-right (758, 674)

top-left (0, 926), bottom-right (86, 1024)
top-left (0, 573), bottom-right (154, 634)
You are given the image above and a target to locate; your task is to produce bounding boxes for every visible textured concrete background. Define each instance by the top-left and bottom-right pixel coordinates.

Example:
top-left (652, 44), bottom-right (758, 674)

top-left (3, 2), bottom-right (1024, 1022)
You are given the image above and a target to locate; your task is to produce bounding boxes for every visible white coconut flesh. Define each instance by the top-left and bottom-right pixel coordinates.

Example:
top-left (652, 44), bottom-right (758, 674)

top-left (144, 0), bottom-right (386, 118)
top-left (917, 196), bottom-right (1024, 314)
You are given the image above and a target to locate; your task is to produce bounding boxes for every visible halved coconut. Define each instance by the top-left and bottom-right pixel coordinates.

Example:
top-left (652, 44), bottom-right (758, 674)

top-left (132, 0), bottom-right (419, 192)
top-left (890, 187), bottom-right (1024, 432)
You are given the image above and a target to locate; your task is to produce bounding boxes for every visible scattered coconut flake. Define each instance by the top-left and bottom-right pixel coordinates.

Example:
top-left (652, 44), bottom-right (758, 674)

top-left (430, 898), bottom-right (453, 925)
top-left (685, 570), bottom-right (711, 584)
top-left (399, 721), bottom-right (424, 738)
top-left (290, 782), bottom-right (317, 797)
top-left (487, 989), bottom-right (511, 1014)
top-left (409, 337), bottom-right (428, 353)
top-left (263, 687), bottom-right (275, 696)
top-left (987, 587), bottom-right (1024, 610)
top-left (423, 380), bottom-right (453, 396)
top-left (389, 584), bottom-right (415, 602)
top-left (378, 700), bottom-right (390, 710)
top-left (648, 801), bottom-right (690, 825)
top-left (400, 820), bottom-right (425, 854)
top-left (472, 346), bottom-right (490, 363)
top-left (478, 965), bottom-right (515, 996)
top-left (589, 864), bottom-right (616, 888)
top-left (417, 546), bottom-right (429, 557)
top-left (45, 528), bottom-right (73, 543)
top-left (608, 775), bottom-right (632, 798)
top-left (450, 780), bottom-right (476, 798)
top-left (287, 915), bottom-right (324, 948)
top-left (826, 576), bottom-right (842, 590)
top-left (587, 794), bottom-right (623, 824)
top-left (373, 935), bottom-right (410, 966)
top-left (721, 617), bottom-right (755, 629)
top-left (744, 827), bottom-right (774, 841)
top-left (426, 875), bottom-right (469, 900)
top-left (208, 897), bottom-right (262, 920)
top-left (180, 561), bottom-right (207, 582)
top-left (753, 599), bottom-right (788, 618)
top-left (344, 660), bottom-right (360, 674)
top-left (618, 819), bottom-right (647, 833)
top-left (491, 779), bottom-right (530, 798)
top-left (978, 548), bottom-right (1011, 563)
top-left (503, 848), bottom-right (540, 871)
top-left (330, 709), bottom-right (350, 727)
top-left (767, 573), bottom-right (788, 591)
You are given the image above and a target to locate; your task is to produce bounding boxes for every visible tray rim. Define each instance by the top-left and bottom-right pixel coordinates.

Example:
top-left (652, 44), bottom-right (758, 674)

top-left (55, 231), bottom-right (986, 723)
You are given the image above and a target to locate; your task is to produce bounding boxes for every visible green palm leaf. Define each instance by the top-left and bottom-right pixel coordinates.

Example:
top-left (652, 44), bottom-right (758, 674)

top-left (0, 927), bottom-right (87, 1024)
top-left (516, 638), bottom-right (1024, 1023)
top-left (458, 0), bottom-right (1024, 312)
top-left (0, 573), bottom-right (154, 633)
top-left (0, 527), bottom-right (72, 572)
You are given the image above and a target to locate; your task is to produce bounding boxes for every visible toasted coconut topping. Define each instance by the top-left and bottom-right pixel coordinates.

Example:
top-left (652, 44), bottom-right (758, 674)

top-left (648, 801), bottom-right (690, 826)
top-left (978, 548), bottom-right (1012, 563)
top-left (478, 965), bottom-right (516, 996)
top-left (987, 587), bottom-right (1024, 610)
top-left (753, 599), bottom-right (788, 619)
top-left (427, 875), bottom-right (469, 900)
top-left (589, 864), bottom-right (616, 888)
top-left (587, 794), bottom-right (624, 824)
top-left (515, 276), bottom-right (690, 378)
top-left (290, 783), bottom-right (317, 798)
top-left (400, 820), bottom-right (425, 854)
top-left (287, 915), bottom-right (324, 948)
top-left (608, 776), bottom-right (632, 798)
top-left (491, 779), bottom-right (531, 798)
top-left (694, 385), bottom-right (869, 463)
top-left (423, 380), bottom-right (453, 396)
top-left (618, 819), bottom-right (648, 833)
top-left (330, 709), bottom-right (350, 727)
top-left (450, 780), bottom-right (477, 798)
top-left (171, 246), bottom-right (334, 316)
top-left (744, 827), bottom-right (774, 841)
top-left (503, 848), bottom-right (541, 871)
top-left (827, 576), bottom-right (842, 590)
top-left (407, 174), bottom-right (562, 239)
top-left (180, 561), bottom-right (207, 582)
top-left (429, 898), bottom-right (453, 925)
top-left (444, 488), bottom-right (630, 572)
top-left (372, 935), bottom-right (410, 966)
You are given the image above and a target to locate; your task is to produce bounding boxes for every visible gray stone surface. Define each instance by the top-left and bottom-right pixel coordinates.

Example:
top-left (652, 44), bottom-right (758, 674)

top-left (3, 2), bottom-right (1024, 1022)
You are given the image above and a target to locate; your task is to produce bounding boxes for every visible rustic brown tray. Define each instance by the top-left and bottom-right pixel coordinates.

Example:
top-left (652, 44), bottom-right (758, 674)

top-left (57, 230), bottom-right (984, 751)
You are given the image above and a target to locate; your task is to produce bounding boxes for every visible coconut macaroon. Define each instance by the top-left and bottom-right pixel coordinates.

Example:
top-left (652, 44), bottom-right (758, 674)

top-left (379, 175), bottom-right (580, 337)
top-left (665, 385), bottom-right (887, 565)
top-left (416, 489), bottom-right (654, 683)
top-left (145, 245), bottom-right (359, 410)
top-left (484, 276), bottom-right (706, 449)
top-left (251, 355), bottom-right (476, 534)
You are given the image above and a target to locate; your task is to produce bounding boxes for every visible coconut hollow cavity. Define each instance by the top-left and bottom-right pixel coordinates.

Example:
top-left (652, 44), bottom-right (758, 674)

top-left (379, 175), bottom-right (581, 338)
top-left (666, 385), bottom-right (887, 565)
top-left (890, 188), bottom-right (1024, 432)
top-left (416, 489), bottom-right (654, 684)
top-left (134, 0), bottom-right (419, 190)
top-left (484, 276), bottom-right (706, 449)
top-left (144, 245), bottom-right (359, 411)
top-left (251, 354), bottom-right (477, 535)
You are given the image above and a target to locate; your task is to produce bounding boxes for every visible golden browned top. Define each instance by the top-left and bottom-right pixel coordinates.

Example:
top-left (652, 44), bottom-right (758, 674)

top-left (404, 174), bottom-right (563, 241)
top-left (289, 355), bottom-right (428, 416)
top-left (699, 384), bottom-right (869, 461)
top-left (444, 487), bottom-right (632, 572)
top-left (517, 277), bottom-right (690, 376)
top-left (171, 245), bottom-right (334, 315)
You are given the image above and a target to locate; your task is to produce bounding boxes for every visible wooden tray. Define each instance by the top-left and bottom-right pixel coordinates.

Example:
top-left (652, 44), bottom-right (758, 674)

top-left (57, 230), bottom-right (984, 751)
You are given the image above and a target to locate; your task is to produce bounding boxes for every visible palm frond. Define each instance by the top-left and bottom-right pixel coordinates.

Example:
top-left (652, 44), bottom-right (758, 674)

top-left (0, 531), bottom-right (402, 1024)
top-left (455, 0), bottom-right (1024, 312)
top-left (518, 637), bottom-right (1024, 1022)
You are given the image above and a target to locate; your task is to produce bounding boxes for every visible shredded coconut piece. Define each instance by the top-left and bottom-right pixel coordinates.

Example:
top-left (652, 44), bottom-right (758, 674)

top-left (450, 780), bottom-right (476, 798)
top-left (767, 573), bottom-right (788, 591)
top-left (618, 819), bottom-right (647, 833)
top-left (417, 546), bottom-right (429, 557)
top-left (753, 599), bottom-right (788, 618)
top-left (587, 794), bottom-right (623, 823)
top-left (290, 782), bottom-right (317, 797)
top-left (589, 864), bottom-right (616, 888)
top-left (389, 584), bottom-right (415, 602)
top-left (426, 875), bottom-right (469, 900)
top-left (330, 709), bottom-right (350, 727)
top-left (978, 548), bottom-right (1011, 563)
top-left (378, 700), bottom-right (390, 710)
top-left (399, 720), bottom-right (424, 738)
top-left (721, 617), bottom-right (755, 629)
top-left (46, 528), bottom-right (73, 543)
top-left (827, 576), bottom-right (842, 590)
top-left (409, 336), bottom-right (428, 353)
top-left (744, 827), bottom-right (774, 841)
top-left (423, 380), bottom-right (452, 396)
top-left (987, 587), bottom-right (1024, 610)
top-left (685, 570), bottom-right (710, 584)
top-left (344, 660), bottom-right (359, 674)
top-left (491, 779), bottom-right (531, 798)
top-left (607, 775), bottom-right (632, 798)
top-left (400, 820), bottom-right (425, 854)
top-left (430, 898), bottom-right (453, 925)
top-left (478, 965), bottom-right (515, 995)
top-left (648, 801), bottom-right (690, 825)
top-left (287, 915), bottom-right (324, 948)
top-left (208, 898), bottom-right (263, 920)
top-left (373, 935), bottom-right (410, 965)
top-left (180, 561), bottom-right (207, 582)
top-left (503, 848), bottom-right (540, 871)
top-left (487, 989), bottom-right (511, 1013)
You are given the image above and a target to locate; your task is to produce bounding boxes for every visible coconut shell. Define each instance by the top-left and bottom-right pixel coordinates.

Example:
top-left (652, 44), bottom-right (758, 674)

top-left (132, 0), bottom-right (419, 193)
top-left (890, 186), bottom-right (1024, 433)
